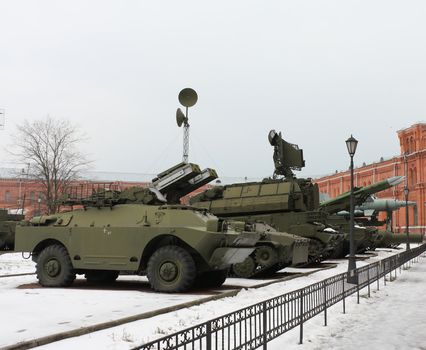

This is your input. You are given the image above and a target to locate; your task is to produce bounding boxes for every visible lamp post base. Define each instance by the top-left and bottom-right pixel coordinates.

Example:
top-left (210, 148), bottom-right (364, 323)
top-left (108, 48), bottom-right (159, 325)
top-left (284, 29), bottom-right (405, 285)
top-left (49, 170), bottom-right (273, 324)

top-left (347, 256), bottom-right (358, 284)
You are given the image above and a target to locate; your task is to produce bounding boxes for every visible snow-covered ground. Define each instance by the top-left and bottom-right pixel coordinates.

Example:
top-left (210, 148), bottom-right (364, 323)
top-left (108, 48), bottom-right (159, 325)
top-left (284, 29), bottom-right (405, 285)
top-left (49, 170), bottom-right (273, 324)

top-left (0, 247), bottom-right (421, 350)
top-left (269, 252), bottom-right (426, 350)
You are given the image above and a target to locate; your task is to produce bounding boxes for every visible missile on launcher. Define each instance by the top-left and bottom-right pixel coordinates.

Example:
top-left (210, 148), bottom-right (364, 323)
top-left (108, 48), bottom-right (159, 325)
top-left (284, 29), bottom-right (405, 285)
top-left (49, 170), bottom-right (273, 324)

top-left (319, 176), bottom-right (405, 215)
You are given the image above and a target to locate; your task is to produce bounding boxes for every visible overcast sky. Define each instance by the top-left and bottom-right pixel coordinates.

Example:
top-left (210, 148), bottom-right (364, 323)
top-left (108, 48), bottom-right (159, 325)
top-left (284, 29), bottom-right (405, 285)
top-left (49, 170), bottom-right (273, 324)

top-left (0, 1), bottom-right (424, 181)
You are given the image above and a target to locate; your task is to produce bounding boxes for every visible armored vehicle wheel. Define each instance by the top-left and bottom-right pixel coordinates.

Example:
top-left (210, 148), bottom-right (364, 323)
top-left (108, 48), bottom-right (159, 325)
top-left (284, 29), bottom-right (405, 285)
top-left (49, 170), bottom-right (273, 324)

top-left (85, 270), bottom-right (119, 283)
top-left (147, 245), bottom-right (196, 292)
top-left (328, 240), bottom-right (345, 259)
top-left (36, 244), bottom-right (76, 287)
top-left (307, 239), bottom-right (325, 263)
top-left (232, 256), bottom-right (256, 278)
top-left (254, 246), bottom-right (278, 267)
top-left (196, 269), bottom-right (228, 288)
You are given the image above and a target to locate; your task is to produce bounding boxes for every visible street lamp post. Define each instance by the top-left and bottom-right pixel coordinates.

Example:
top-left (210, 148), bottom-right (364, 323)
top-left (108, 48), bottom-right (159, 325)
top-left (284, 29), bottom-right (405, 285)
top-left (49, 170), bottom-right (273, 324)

top-left (403, 153), bottom-right (410, 250)
top-left (346, 135), bottom-right (358, 284)
top-left (404, 186), bottom-right (410, 250)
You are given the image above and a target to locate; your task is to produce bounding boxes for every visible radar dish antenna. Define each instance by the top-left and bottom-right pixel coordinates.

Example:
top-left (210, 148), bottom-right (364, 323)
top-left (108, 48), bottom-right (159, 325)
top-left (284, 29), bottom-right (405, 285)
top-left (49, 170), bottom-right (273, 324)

top-left (176, 88), bottom-right (198, 163)
top-left (176, 108), bottom-right (186, 127)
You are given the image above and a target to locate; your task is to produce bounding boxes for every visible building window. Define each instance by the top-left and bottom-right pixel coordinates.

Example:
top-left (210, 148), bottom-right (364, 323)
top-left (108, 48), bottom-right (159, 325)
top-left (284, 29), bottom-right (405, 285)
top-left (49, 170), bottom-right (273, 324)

top-left (30, 191), bottom-right (35, 204)
top-left (410, 168), bottom-right (417, 185)
top-left (4, 191), bottom-right (11, 203)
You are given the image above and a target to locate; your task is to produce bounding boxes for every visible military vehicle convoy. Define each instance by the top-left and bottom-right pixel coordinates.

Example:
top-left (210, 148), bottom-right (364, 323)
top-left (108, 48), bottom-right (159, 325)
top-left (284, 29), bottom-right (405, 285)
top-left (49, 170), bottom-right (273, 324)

top-left (0, 84), bottom-right (419, 289)
top-left (0, 161), bottom-right (311, 290)
top-left (191, 130), bottom-right (346, 262)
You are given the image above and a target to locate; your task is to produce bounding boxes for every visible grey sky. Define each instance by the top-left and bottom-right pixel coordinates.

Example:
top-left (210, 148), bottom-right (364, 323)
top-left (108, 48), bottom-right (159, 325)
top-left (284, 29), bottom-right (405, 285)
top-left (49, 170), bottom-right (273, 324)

top-left (0, 1), bottom-right (424, 181)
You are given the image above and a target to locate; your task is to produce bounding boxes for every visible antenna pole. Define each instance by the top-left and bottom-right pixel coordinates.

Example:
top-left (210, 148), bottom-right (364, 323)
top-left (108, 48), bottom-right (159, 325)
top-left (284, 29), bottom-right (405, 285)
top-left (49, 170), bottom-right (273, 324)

top-left (183, 106), bottom-right (189, 163)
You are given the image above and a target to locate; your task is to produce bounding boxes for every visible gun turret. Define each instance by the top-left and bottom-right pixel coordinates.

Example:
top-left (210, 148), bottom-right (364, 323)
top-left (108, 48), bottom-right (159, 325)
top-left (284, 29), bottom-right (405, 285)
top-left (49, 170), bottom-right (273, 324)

top-left (268, 130), bottom-right (305, 179)
top-left (319, 176), bottom-right (405, 215)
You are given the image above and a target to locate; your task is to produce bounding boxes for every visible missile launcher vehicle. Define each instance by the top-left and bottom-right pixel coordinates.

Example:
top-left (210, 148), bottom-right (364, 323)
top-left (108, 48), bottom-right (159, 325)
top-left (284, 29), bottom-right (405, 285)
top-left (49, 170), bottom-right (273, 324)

top-left (191, 130), bottom-right (346, 262)
top-left (5, 184), bottom-right (263, 293)
top-left (149, 162), bottom-right (310, 278)
top-left (319, 176), bottom-right (423, 251)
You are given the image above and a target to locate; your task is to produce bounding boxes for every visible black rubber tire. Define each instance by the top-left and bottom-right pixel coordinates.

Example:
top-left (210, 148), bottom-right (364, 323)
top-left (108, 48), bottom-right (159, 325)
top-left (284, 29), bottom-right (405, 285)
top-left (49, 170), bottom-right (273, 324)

top-left (36, 244), bottom-right (76, 287)
top-left (147, 245), bottom-right (196, 293)
top-left (85, 270), bottom-right (120, 283)
top-left (196, 269), bottom-right (228, 288)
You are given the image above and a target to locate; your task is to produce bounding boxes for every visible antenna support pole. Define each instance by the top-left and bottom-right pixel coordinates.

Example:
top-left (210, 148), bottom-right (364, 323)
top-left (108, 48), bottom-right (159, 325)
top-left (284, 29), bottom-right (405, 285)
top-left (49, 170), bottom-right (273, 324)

top-left (183, 107), bottom-right (189, 163)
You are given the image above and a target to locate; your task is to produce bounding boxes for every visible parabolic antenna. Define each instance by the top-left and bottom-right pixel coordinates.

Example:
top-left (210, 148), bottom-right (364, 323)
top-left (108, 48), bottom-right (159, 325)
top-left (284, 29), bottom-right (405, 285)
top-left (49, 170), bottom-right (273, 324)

top-left (176, 108), bottom-right (186, 127)
top-left (268, 130), bottom-right (278, 146)
top-left (178, 88), bottom-right (198, 107)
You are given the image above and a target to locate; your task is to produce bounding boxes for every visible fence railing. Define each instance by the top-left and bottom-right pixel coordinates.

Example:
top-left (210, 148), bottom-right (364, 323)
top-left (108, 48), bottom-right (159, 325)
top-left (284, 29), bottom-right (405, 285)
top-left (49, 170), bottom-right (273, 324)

top-left (134, 244), bottom-right (426, 350)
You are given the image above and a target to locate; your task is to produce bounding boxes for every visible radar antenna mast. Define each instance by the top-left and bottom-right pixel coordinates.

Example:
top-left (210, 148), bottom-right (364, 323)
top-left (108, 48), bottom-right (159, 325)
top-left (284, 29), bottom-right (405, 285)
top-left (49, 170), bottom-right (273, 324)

top-left (176, 88), bottom-right (198, 163)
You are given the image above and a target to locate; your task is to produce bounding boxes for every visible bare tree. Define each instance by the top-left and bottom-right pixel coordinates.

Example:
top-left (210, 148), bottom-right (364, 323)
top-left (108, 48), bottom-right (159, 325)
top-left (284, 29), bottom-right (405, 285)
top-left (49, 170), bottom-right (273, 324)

top-left (12, 117), bottom-right (90, 214)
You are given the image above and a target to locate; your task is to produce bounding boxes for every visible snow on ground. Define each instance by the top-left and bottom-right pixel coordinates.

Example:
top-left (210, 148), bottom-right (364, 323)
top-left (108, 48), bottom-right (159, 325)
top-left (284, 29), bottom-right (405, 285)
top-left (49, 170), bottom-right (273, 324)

top-left (268, 252), bottom-right (426, 350)
top-left (0, 252), bottom-right (285, 348)
top-left (0, 247), bottom-right (403, 350)
top-left (0, 252), bottom-right (36, 274)
top-left (1, 247), bottom-right (419, 349)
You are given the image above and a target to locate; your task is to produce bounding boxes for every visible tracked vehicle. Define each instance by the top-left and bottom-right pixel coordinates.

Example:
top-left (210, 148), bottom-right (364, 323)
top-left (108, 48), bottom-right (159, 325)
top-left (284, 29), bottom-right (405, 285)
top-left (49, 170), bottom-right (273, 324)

top-left (191, 130), bottom-right (345, 262)
top-left (8, 185), bottom-right (262, 293)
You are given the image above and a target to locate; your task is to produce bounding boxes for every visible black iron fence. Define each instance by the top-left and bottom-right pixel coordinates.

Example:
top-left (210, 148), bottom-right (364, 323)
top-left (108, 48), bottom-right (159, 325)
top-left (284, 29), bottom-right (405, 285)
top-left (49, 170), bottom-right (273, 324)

top-left (134, 245), bottom-right (426, 350)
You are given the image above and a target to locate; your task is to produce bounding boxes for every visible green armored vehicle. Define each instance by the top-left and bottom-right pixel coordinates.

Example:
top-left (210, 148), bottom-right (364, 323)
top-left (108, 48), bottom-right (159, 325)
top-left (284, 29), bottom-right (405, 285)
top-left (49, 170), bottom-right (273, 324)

top-left (0, 209), bottom-right (25, 251)
top-left (9, 185), bottom-right (261, 293)
top-left (150, 162), bottom-right (310, 278)
top-left (191, 130), bottom-right (345, 262)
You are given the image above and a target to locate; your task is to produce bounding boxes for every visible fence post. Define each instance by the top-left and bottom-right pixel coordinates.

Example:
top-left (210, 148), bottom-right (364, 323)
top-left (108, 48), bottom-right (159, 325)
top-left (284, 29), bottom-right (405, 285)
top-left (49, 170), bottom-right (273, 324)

top-left (384, 260), bottom-right (387, 286)
top-left (206, 321), bottom-right (212, 350)
top-left (342, 276), bottom-right (346, 314)
top-left (377, 263), bottom-right (380, 291)
top-left (394, 258), bottom-right (397, 281)
top-left (299, 289), bottom-right (304, 344)
top-left (357, 274), bottom-right (360, 304)
top-left (323, 281), bottom-right (327, 326)
top-left (367, 266), bottom-right (371, 297)
top-left (262, 301), bottom-right (267, 350)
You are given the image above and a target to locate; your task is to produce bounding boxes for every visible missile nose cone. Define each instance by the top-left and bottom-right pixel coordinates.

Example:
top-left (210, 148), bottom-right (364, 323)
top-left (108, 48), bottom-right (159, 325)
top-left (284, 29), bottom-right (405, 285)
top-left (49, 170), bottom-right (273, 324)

top-left (387, 176), bottom-right (405, 187)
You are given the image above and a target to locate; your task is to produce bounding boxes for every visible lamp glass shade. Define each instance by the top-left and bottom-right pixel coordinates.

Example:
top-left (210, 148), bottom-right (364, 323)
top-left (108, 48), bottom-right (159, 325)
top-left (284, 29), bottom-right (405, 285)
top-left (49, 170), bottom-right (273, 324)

top-left (346, 135), bottom-right (358, 156)
top-left (404, 187), bottom-right (409, 197)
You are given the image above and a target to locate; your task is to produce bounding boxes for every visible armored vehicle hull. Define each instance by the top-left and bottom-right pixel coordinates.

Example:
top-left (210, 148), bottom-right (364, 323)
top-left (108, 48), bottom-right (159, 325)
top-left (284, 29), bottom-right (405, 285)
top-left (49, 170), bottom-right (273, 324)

top-left (190, 182), bottom-right (345, 262)
top-left (0, 209), bottom-right (25, 251)
top-left (13, 202), bottom-right (259, 293)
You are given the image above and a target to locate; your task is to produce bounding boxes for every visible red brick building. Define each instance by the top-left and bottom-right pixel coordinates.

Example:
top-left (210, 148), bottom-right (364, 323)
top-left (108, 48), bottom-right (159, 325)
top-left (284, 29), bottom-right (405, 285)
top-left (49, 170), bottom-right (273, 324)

top-left (315, 123), bottom-right (425, 234)
top-left (0, 178), bottom-right (149, 218)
